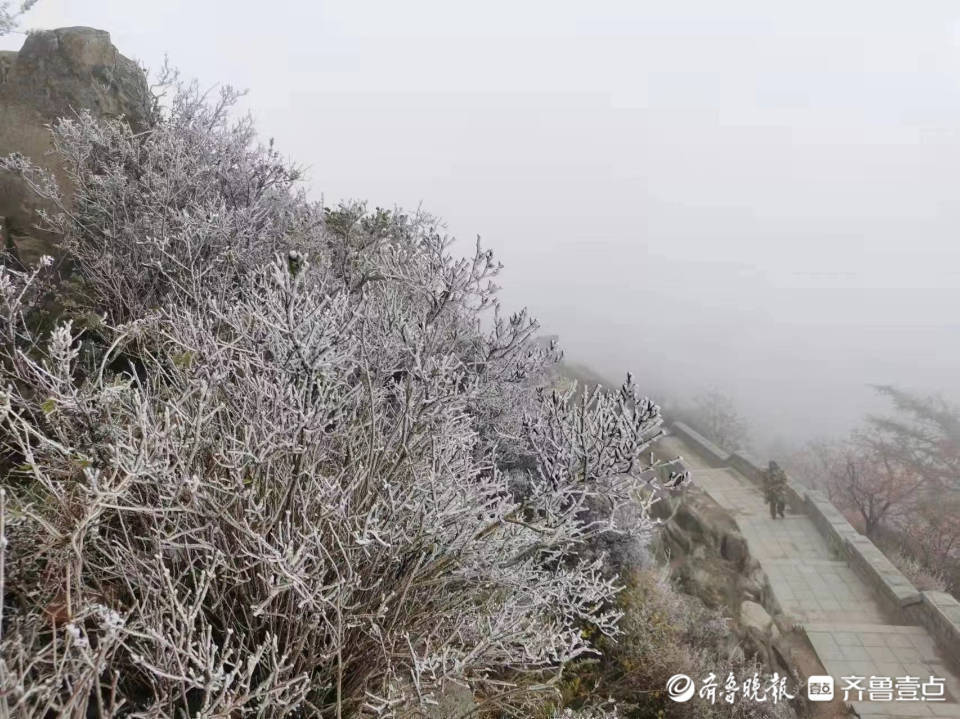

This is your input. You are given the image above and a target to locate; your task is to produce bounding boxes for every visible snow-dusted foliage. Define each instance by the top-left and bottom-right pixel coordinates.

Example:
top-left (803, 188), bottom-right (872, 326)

top-left (0, 82), bottom-right (673, 717)
top-left (0, 0), bottom-right (37, 36)
top-left (2, 81), bottom-right (310, 322)
top-left (552, 705), bottom-right (621, 719)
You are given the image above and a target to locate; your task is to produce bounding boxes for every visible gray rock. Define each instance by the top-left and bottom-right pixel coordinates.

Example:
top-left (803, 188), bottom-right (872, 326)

top-left (721, 529), bottom-right (749, 568)
top-left (680, 565), bottom-right (728, 609)
top-left (4, 27), bottom-right (150, 130)
top-left (0, 51), bottom-right (15, 84)
top-left (741, 600), bottom-right (779, 639)
top-left (740, 574), bottom-right (764, 601)
top-left (772, 611), bottom-right (801, 635)
top-left (663, 522), bottom-right (692, 554)
top-left (0, 27), bottom-right (150, 260)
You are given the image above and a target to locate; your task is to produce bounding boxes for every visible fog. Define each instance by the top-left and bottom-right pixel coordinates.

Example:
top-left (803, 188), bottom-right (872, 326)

top-left (6, 0), bottom-right (960, 453)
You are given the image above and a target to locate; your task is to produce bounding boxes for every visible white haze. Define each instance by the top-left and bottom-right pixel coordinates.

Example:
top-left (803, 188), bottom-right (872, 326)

top-left (5, 0), bottom-right (960, 453)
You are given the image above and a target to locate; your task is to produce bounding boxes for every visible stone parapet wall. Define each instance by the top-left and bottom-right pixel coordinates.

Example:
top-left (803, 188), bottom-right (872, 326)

top-left (803, 490), bottom-right (860, 554)
top-left (905, 592), bottom-right (960, 672)
top-left (844, 534), bottom-right (922, 611)
top-left (798, 487), bottom-right (923, 614)
top-left (669, 421), bottom-right (730, 466)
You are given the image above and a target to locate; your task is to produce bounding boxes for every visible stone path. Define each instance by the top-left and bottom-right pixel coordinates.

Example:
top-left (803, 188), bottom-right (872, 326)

top-left (659, 433), bottom-right (960, 719)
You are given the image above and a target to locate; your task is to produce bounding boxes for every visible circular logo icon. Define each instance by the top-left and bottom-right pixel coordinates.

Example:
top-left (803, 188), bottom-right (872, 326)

top-left (666, 673), bottom-right (695, 702)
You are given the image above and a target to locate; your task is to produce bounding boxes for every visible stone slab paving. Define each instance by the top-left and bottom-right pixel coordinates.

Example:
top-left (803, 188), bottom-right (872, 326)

top-left (690, 467), bottom-right (767, 517)
top-left (764, 559), bottom-right (887, 624)
top-left (658, 431), bottom-right (960, 718)
top-left (806, 624), bottom-right (960, 717)
top-left (738, 516), bottom-right (838, 561)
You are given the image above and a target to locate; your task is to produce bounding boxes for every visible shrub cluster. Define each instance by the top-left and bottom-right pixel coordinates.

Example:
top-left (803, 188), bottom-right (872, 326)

top-left (0, 80), bottom-right (676, 717)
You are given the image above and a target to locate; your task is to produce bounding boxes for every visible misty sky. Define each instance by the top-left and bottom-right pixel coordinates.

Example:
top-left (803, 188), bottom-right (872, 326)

top-left (5, 1), bottom-right (960, 452)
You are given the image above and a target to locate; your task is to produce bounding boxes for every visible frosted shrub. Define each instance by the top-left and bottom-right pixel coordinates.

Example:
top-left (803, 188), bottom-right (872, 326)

top-left (0, 1), bottom-right (37, 36)
top-left (2, 80), bottom-right (312, 322)
top-left (0, 81), bottom-right (675, 717)
top-left (552, 705), bottom-right (621, 719)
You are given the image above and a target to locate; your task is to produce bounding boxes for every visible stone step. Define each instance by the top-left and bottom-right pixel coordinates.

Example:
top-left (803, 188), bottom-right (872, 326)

top-left (763, 558), bottom-right (850, 567)
top-left (762, 562), bottom-right (888, 625)
top-left (804, 623), bottom-right (942, 635)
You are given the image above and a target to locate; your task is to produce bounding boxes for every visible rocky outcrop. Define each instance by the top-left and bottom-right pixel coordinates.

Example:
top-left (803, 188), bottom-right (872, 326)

top-left (0, 27), bottom-right (150, 262)
top-left (660, 488), bottom-right (769, 610)
top-left (657, 487), bottom-right (804, 686)
top-left (659, 487), bottom-right (751, 573)
top-left (740, 599), bottom-right (778, 640)
top-left (3, 27), bottom-right (150, 129)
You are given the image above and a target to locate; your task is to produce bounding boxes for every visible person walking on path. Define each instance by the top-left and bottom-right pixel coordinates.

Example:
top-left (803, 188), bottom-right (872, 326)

top-left (764, 460), bottom-right (787, 519)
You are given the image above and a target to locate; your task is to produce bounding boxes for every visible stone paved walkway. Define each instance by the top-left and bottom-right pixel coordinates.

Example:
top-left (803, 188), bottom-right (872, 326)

top-left (659, 433), bottom-right (960, 718)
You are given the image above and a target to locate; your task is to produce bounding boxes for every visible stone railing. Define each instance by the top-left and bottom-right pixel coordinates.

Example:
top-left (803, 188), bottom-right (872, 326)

top-left (905, 592), bottom-right (960, 671)
top-left (669, 421), bottom-right (731, 466)
top-left (669, 420), bottom-right (960, 673)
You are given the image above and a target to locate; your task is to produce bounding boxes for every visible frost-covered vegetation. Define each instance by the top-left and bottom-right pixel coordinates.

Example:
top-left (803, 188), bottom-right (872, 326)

top-left (0, 80), bottom-right (681, 717)
top-left (0, 0), bottom-right (36, 36)
top-left (552, 568), bottom-right (795, 719)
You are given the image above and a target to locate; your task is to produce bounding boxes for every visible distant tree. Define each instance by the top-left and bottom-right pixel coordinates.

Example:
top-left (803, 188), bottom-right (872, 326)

top-left (892, 495), bottom-right (960, 592)
top-left (691, 390), bottom-right (749, 451)
top-left (782, 438), bottom-right (843, 500)
top-left (851, 387), bottom-right (960, 591)
top-left (0, 0), bottom-right (37, 36)
top-left (863, 385), bottom-right (960, 493)
top-left (825, 437), bottom-right (925, 538)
